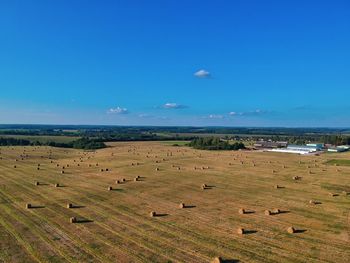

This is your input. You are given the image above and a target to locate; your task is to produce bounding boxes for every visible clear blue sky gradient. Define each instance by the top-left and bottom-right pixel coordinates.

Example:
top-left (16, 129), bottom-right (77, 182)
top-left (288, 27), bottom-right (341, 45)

top-left (1, 0), bottom-right (349, 126)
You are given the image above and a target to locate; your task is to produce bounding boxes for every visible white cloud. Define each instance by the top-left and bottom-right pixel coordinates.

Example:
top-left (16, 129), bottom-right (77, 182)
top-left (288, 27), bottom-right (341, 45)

top-left (107, 107), bottom-right (129, 114)
top-left (194, 69), bottom-right (211, 78)
top-left (208, 114), bottom-right (224, 119)
top-left (162, 103), bottom-right (187, 109)
top-left (228, 109), bottom-right (269, 116)
top-left (138, 113), bottom-right (152, 118)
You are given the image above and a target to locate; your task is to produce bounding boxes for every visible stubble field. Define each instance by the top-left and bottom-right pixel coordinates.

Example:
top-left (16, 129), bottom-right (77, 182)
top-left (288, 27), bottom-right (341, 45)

top-left (0, 142), bottom-right (349, 263)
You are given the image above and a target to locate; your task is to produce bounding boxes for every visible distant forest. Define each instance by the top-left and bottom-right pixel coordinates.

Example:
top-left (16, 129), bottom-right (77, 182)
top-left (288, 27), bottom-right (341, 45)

top-left (1, 124), bottom-right (349, 136)
top-left (189, 137), bottom-right (246, 150)
top-left (0, 137), bottom-right (106, 150)
top-left (0, 125), bottom-right (350, 146)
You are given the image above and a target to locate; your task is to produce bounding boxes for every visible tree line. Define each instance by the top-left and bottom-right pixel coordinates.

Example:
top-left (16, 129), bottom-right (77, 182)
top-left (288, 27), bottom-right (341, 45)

top-left (0, 137), bottom-right (106, 150)
top-left (189, 137), bottom-right (246, 151)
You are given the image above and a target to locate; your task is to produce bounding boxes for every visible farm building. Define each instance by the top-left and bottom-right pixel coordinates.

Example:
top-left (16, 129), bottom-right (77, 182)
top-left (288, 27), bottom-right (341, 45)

top-left (254, 140), bottom-right (288, 149)
top-left (327, 145), bottom-right (350, 152)
top-left (306, 143), bottom-right (324, 150)
top-left (269, 144), bottom-right (320, 155)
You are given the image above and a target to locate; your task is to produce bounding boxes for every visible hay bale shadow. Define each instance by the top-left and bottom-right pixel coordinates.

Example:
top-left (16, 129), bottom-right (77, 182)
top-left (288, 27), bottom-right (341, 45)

top-left (222, 260), bottom-right (240, 263)
top-left (137, 178), bottom-right (146, 181)
top-left (244, 210), bottom-right (255, 214)
top-left (30, 205), bottom-right (45, 209)
top-left (244, 230), bottom-right (257, 235)
top-left (71, 205), bottom-right (85, 209)
top-left (275, 210), bottom-right (290, 215)
top-left (75, 218), bottom-right (93, 223)
top-left (203, 186), bottom-right (215, 190)
top-left (184, 205), bottom-right (196, 209)
top-left (154, 213), bottom-right (168, 217)
top-left (111, 188), bottom-right (124, 192)
top-left (294, 229), bottom-right (307, 233)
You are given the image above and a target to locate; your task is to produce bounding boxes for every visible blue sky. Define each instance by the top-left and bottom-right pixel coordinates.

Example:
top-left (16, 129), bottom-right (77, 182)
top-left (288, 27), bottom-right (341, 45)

top-left (0, 0), bottom-right (349, 127)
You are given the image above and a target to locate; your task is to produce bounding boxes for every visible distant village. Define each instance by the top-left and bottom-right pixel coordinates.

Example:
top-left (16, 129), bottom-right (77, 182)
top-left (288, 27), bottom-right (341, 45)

top-left (253, 140), bottom-right (350, 155)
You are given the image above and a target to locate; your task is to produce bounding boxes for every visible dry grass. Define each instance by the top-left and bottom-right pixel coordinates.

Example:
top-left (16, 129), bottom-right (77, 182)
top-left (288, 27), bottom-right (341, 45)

top-left (0, 142), bottom-right (349, 262)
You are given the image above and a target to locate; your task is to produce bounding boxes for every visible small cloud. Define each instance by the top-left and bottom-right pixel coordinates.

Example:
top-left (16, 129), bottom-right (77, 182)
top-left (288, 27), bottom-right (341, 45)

top-left (138, 113), bottom-right (152, 118)
top-left (292, 105), bottom-right (311, 111)
top-left (228, 109), bottom-right (269, 117)
top-left (207, 114), bottom-right (224, 119)
top-left (242, 109), bottom-right (268, 116)
top-left (107, 107), bottom-right (129, 114)
top-left (162, 103), bottom-right (188, 109)
top-left (194, 69), bottom-right (211, 78)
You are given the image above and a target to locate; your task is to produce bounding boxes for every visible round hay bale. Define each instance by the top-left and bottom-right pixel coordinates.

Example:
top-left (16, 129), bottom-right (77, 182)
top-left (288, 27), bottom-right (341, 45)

top-left (67, 203), bottom-right (73, 208)
top-left (309, 200), bottom-right (316, 205)
top-left (155, 167), bottom-right (160, 171)
top-left (61, 170), bottom-right (65, 174)
top-left (136, 175), bottom-right (140, 179)
top-left (274, 185), bottom-right (280, 189)
top-left (26, 203), bottom-right (31, 209)
top-left (122, 178), bottom-right (126, 182)
top-left (238, 208), bottom-right (245, 215)
top-left (54, 183), bottom-right (59, 187)
top-left (134, 177), bottom-right (138, 182)
top-left (150, 211), bottom-right (156, 217)
top-left (328, 192), bottom-right (336, 197)
top-left (287, 226), bottom-right (295, 234)
top-left (107, 186), bottom-right (112, 191)
top-left (100, 169), bottom-right (104, 172)
top-left (211, 257), bottom-right (223, 263)
top-left (237, 227), bottom-right (245, 235)
top-left (34, 181), bottom-right (39, 186)
top-left (13, 165), bottom-right (16, 168)
top-left (272, 208), bottom-right (280, 214)
top-left (264, 210), bottom-right (271, 215)
top-left (105, 168), bottom-right (109, 171)
top-left (179, 203), bottom-right (185, 208)
top-left (70, 217), bottom-right (77, 223)
top-left (115, 180), bottom-right (120, 184)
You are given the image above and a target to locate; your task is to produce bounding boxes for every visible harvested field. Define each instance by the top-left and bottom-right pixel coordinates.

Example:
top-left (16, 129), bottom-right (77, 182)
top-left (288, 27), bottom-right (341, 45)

top-left (0, 142), bottom-right (349, 262)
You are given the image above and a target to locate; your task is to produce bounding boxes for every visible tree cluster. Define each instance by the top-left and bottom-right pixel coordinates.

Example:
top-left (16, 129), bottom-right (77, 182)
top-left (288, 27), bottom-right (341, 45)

top-left (0, 137), bottom-right (106, 150)
top-left (189, 137), bottom-right (245, 151)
